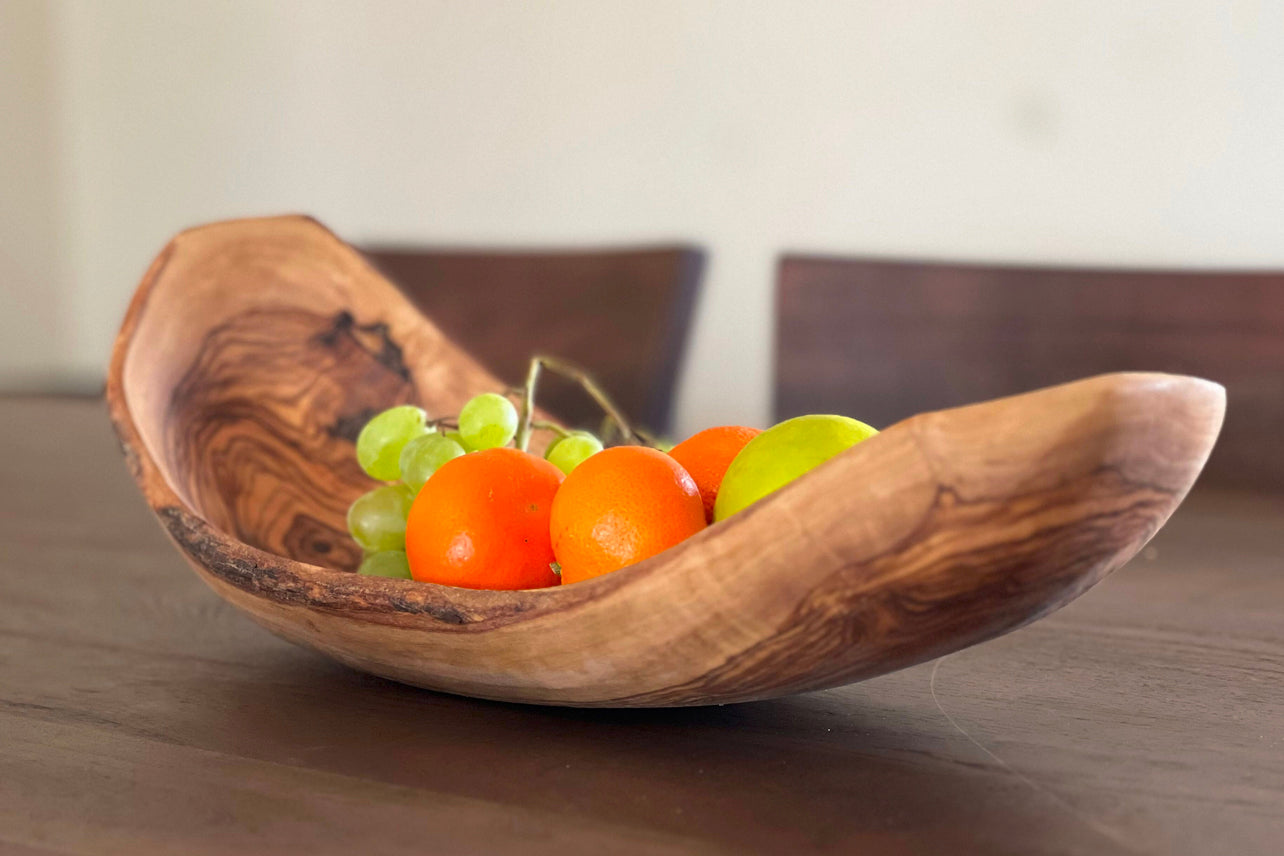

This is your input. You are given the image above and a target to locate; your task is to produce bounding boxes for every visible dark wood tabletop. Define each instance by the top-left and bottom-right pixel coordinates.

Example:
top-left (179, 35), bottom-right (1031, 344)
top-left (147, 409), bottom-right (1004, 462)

top-left (2, 397), bottom-right (1280, 855)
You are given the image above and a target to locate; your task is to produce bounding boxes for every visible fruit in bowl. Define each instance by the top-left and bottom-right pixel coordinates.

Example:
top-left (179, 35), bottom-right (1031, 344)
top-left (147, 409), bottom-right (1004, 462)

top-left (346, 356), bottom-right (878, 590)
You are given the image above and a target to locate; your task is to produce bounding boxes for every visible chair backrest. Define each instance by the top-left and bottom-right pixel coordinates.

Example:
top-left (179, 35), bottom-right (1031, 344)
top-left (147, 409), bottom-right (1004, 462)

top-left (776, 255), bottom-right (1284, 491)
top-left (364, 246), bottom-right (703, 434)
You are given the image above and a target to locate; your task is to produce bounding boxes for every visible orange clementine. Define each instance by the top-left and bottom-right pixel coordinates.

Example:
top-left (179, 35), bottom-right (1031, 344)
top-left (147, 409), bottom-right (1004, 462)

top-left (550, 446), bottom-right (705, 584)
top-left (406, 447), bottom-right (563, 590)
top-left (668, 425), bottom-right (762, 522)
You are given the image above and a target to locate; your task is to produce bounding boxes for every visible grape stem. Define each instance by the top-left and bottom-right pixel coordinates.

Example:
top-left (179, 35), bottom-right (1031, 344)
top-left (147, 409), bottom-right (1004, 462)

top-left (514, 355), bottom-right (642, 451)
top-left (632, 426), bottom-right (666, 447)
top-left (531, 420), bottom-right (573, 440)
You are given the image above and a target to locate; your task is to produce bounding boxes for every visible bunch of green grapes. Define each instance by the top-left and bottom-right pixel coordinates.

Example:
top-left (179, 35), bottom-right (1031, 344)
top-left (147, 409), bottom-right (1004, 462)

top-left (346, 394), bottom-right (603, 579)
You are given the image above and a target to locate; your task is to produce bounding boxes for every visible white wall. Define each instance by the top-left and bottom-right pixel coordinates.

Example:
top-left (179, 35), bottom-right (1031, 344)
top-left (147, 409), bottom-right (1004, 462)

top-left (0, 0), bottom-right (73, 390)
top-left (4, 1), bottom-right (1284, 433)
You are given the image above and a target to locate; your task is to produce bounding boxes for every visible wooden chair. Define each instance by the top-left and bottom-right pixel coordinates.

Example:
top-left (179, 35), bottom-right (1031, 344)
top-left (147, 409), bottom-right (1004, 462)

top-left (363, 246), bottom-right (703, 434)
top-left (776, 256), bottom-right (1284, 491)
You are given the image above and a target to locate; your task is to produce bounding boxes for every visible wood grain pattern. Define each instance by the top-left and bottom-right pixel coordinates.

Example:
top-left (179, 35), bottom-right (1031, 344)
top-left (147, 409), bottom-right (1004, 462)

top-left (776, 254), bottom-right (1284, 490)
top-left (364, 245), bottom-right (703, 433)
top-left (106, 216), bottom-right (1224, 707)
top-left (3, 398), bottom-right (1281, 855)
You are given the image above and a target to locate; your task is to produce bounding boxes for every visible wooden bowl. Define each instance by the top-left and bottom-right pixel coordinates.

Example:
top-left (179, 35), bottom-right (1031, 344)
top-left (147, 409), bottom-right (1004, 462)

top-left (106, 216), bottom-right (1226, 707)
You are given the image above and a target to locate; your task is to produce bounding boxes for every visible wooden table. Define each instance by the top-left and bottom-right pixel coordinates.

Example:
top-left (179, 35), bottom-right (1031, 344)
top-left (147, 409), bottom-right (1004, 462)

top-left (2, 397), bottom-right (1280, 855)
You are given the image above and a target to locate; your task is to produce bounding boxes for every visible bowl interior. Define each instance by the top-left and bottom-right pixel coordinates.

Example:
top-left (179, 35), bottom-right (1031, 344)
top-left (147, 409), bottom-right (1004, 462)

top-left (118, 218), bottom-right (494, 572)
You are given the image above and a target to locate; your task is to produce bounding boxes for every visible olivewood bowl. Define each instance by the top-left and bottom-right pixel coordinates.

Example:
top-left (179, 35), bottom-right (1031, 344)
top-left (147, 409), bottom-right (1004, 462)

top-left (106, 216), bottom-right (1225, 708)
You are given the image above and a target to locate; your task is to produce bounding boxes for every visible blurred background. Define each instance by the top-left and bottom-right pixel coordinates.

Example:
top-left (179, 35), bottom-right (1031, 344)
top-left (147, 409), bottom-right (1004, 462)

top-left (3, 0), bottom-right (1282, 452)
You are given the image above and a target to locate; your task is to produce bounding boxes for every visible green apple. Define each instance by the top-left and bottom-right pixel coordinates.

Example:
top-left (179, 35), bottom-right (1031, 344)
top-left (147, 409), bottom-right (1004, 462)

top-left (713, 414), bottom-right (878, 521)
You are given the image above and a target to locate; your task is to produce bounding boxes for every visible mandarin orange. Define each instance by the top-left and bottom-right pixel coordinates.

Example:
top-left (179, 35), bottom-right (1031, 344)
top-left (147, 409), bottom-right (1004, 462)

top-left (550, 446), bottom-right (705, 585)
top-left (406, 447), bottom-right (563, 590)
top-left (668, 425), bottom-right (762, 522)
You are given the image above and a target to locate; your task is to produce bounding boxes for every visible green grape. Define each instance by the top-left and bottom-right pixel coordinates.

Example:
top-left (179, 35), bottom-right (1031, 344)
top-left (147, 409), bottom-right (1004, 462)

top-left (445, 430), bottom-right (472, 452)
top-left (458, 393), bottom-right (518, 450)
top-left (356, 405), bottom-right (430, 480)
top-left (399, 433), bottom-right (466, 491)
top-left (347, 485), bottom-right (412, 552)
top-left (545, 431), bottom-right (603, 475)
top-left (358, 550), bottom-right (412, 579)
